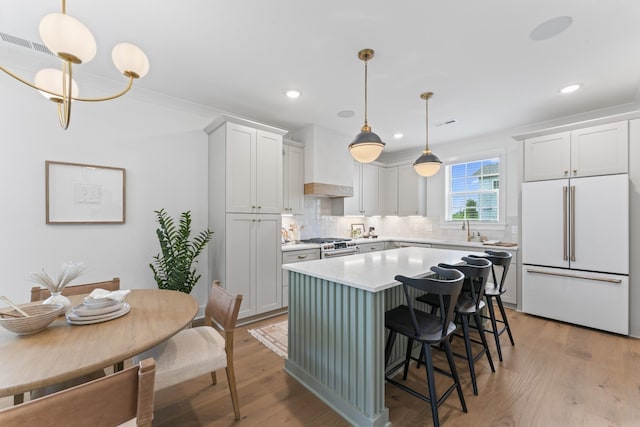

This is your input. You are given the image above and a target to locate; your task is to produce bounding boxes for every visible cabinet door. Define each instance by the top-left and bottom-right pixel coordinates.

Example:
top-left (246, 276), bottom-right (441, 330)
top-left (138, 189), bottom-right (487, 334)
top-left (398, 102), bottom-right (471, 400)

top-left (344, 161), bottom-right (362, 215)
top-left (256, 214), bottom-right (282, 313)
top-left (362, 163), bottom-right (379, 215)
top-left (379, 167), bottom-right (399, 216)
top-left (359, 242), bottom-right (385, 252)
top-left (226, 123), bottom-right (256, 213)
top-left (570, 121), bottom-right (628, 177)
top-left (524, 132), bottom-right (571, 181)
top-left (255, 131), bottom-right (283, 214)
top-left (226, 214), bottom-right (257, 318)
top-left (283, 145), bottom-right (304, 215)
top-left (398, 164), bottom-right (425, 216)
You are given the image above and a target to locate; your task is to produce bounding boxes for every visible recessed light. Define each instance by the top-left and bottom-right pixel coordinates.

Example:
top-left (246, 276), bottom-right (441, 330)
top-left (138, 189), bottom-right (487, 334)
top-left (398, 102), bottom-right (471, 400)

top-left (530, 16), bottom-right (573, 41)
top-left (393, 133), bottom-right (404, 140)
top-left (337, 110), bottom-right (355, 118)
top-left (285, 89), bottom-right (301, 99)
top-left (560, 84), bottom-right (581, 94)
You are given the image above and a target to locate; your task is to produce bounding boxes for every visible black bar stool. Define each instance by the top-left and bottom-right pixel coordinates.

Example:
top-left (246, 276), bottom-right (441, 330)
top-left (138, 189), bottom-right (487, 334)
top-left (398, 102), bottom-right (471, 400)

top-left (417, 256), bottom-right (496, 395)
top-left (384, 267), bottom-right (467, 427)
top-left (469, 250), bottom-right (514, 361)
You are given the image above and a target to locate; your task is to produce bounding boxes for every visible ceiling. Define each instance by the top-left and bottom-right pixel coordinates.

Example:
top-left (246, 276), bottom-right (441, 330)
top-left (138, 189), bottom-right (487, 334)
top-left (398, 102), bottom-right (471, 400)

top-left (2, 0), bottom-right (640, 153)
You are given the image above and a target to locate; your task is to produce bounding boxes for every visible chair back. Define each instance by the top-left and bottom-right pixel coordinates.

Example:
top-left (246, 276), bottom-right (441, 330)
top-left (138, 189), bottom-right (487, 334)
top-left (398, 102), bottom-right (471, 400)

top-left (439, 257), bottom-right (492, 310)
top-left (394, 266), bottom-right (464, 340)
top-left (205, 280), bottom-right (243, 343)
top-left (483, 250), bottom-right (512, 293)
top-left (31, 277), bottom-right (120, 302)
top-left (0, 358), bottom-right (156, 427)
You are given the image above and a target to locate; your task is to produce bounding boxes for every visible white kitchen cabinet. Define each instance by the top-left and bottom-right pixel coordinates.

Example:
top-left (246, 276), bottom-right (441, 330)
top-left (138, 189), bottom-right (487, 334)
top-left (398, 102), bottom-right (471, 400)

top-left (379, 164), bottom-right (426, 216)
top-left (283, 143), bottom-right (304, 215)
top-left (281, 248), bottom-right (320, 307)
top-left (358, 241), bottom-right (385, 253)
top-left (344, 162), bottom-right (380, 216)
top-left (524, 121), bottom-right (628, 181)
top-left (226, 213), bottom-right (282, 319)
top-left (224, 121), bottom-right (283, 213)
top-left (431, 243), bottom-right (518, 305)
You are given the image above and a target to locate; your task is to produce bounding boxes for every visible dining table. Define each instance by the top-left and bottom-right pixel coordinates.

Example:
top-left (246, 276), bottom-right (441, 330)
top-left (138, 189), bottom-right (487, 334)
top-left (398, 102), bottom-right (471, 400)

top-left (0, 288), bottom-right (198, 400)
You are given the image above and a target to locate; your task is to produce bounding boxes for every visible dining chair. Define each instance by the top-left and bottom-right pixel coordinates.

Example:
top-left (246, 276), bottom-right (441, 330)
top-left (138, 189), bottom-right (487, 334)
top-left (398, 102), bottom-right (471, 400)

top-left (384, 267), bottom-right (467, 427)
top-left (23, 277), bottom-right (123, 404)
top-left (469, 250), bottom-right (514, 361)
top-left (133, 280), bottom-right (243, 420)
top-left (417, 256), bottom-right (495, 395)
top-left (30, 277), bottom-right (121, 301)
top-left (0, 358), bottom-right (156, 427)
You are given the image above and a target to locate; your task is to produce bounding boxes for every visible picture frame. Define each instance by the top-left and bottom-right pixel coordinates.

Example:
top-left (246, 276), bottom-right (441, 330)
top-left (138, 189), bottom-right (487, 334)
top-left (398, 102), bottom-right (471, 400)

top-left (45, 161), bottom-right (126, 224)
top-left (351, 223), bottom-right (365, 238)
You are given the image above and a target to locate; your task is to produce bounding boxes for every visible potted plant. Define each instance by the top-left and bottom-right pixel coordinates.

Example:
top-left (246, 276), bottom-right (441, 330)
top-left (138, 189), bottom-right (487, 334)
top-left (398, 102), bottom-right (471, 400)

top-left (150, 209), bottom-right (213, 294)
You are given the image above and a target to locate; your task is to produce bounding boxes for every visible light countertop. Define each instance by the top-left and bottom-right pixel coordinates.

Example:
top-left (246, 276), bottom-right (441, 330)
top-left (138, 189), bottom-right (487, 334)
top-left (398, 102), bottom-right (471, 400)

top-left (282, 236), bottom-right (518, 252)
top-left (282, 246), bottom-right (486, 293)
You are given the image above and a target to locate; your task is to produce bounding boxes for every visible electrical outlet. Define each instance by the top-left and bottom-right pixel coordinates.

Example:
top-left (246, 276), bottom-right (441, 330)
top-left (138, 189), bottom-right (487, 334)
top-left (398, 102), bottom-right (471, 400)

top-left (511, 225), bottom-right (518, 234)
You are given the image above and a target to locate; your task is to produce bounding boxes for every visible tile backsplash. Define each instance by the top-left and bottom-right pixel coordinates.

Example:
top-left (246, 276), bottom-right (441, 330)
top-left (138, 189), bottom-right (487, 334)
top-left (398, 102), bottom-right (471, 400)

top-left (281, 196), bottom-right (519, 244)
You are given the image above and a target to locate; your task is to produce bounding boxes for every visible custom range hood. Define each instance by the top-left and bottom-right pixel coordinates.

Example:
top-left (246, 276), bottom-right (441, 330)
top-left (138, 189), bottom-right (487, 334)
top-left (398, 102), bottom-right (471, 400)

top-left (291, 124), bottom-right (354, 198)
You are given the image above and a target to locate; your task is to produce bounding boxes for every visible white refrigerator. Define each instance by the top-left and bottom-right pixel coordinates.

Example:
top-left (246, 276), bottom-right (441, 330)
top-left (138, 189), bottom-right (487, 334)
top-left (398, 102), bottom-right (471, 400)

top-left (521, 173), bottom-right (629, 335)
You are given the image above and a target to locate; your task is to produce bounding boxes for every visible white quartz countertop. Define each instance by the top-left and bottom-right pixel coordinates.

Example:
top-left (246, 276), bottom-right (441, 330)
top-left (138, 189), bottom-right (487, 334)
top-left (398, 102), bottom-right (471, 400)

top-left (282, 246), bottom-right (486, 292)
top-left (282, 236), bottom-right (518, 252)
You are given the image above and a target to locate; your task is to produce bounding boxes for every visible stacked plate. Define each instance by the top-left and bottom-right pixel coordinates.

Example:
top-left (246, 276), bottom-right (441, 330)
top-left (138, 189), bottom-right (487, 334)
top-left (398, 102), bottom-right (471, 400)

top-left (66, 297), bottom-right (130, 325)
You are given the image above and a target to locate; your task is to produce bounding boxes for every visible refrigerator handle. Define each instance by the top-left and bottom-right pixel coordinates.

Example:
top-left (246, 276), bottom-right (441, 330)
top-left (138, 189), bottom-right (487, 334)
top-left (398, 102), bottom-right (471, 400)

top-left (563, 186), bottom-right (568, 261)
top-left (570, 185), bottom-right (576, 262)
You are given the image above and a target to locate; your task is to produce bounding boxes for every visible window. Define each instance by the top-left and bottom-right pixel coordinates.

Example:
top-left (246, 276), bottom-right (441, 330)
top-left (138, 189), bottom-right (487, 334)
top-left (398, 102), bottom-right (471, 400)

top-left (446, 157), bottom-right (500, 222)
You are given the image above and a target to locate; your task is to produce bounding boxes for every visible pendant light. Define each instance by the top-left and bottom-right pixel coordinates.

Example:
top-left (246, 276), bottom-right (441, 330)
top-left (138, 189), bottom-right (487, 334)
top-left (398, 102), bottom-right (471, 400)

top-left (413, 92), bottom-right (442, 177)
top-left (348, 49), bottom-right (385, 163)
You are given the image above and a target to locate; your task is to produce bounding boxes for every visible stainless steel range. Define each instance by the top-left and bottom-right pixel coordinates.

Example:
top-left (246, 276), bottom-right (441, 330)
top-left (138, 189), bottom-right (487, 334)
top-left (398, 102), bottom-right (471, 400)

top-left (300, 238), bottom-right (359, 258)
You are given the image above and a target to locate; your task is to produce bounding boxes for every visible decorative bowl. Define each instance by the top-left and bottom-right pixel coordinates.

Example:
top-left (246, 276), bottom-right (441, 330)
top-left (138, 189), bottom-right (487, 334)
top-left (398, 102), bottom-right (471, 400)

top-left (0, 304), bottom-right (64, 335)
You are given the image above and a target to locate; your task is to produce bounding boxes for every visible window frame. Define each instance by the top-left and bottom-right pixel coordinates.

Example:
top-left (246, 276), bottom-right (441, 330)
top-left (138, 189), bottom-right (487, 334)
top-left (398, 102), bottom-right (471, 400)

top-left (443, 150), bottom-right (506, 227)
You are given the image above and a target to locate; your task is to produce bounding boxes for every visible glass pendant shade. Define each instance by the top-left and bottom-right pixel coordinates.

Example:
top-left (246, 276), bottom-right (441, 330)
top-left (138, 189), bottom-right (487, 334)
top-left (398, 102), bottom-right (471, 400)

top-left (35, 68), bottom-right (79, 100)
top-left (413, 150), bottom-right (442, 177)
top-left (112, 43), bottom-right (150, 78)
top-left (39, 13), bottom-right (97, 63)
top-left (349, 127), bottom-right (385, 163)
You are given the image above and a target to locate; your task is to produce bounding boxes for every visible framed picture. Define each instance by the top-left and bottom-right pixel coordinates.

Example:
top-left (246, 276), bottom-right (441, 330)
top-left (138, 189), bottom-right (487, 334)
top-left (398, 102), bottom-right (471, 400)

top-left (351, 223), bottom-right (365, 238)
top-left (46, 161), bottom-right (126, 224)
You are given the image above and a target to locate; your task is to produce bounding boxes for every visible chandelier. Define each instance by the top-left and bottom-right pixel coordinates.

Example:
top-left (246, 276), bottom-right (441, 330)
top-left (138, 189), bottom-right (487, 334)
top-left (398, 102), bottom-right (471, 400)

top-left (0, 0), bottom-right (150, 129)
top-left (413, 92), bottom-right (442, 177)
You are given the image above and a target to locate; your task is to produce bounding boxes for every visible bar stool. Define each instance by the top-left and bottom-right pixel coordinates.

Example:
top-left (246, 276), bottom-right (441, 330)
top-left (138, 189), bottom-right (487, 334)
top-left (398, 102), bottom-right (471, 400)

top-left (469, 250), bottom-right (514, 362)
top-left (384, 267), bottom-right (467, 427)
top-left (417, 256), bottom-right (495, 395)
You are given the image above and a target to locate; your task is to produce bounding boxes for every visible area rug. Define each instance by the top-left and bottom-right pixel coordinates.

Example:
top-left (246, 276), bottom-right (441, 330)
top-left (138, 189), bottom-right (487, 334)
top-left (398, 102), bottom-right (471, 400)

top-left (248, 320), bottom-right (288, 359)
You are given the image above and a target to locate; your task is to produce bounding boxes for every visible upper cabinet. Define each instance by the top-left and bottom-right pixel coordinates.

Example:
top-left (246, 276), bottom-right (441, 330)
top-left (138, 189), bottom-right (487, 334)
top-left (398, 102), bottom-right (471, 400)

top-left (283, 142), bottom-right (304, 215)
top-left (345, 162), bottom-right (380, 216)
top-left (224, 121), bottom-right (283, 213)
top-left (380, 164), bottom-right (426, 216)
top-left (524, 121), bottom-right (628, 181)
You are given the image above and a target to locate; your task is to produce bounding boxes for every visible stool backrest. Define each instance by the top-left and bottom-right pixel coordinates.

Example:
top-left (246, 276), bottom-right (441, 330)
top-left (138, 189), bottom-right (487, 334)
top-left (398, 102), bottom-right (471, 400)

top-left (439, 257), bottom-right (492, 310)
top-left (394, 266), bottom-right (464, 340)
top-left (482, 251), bottom-right (512, 293)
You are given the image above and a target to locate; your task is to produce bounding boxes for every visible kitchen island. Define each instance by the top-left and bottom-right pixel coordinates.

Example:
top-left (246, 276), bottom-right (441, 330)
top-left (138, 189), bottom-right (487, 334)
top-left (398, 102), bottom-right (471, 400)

top-left (282, 246), bottom-right (483, 427)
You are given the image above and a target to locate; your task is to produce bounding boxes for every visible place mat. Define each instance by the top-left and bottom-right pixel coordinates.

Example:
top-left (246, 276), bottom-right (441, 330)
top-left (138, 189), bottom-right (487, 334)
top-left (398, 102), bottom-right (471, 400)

top-left (248, 320), bottom-right (288, 359)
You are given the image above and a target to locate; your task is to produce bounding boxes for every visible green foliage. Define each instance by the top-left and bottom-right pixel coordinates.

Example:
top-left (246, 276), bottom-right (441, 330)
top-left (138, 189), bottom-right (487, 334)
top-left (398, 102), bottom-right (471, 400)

top-left (149, 209), bottom-right (213, 294)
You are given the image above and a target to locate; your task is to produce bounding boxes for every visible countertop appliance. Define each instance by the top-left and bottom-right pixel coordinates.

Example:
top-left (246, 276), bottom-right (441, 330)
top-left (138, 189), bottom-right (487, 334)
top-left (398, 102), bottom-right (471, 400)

top-left (521, 173), bottom-right (629, 334)
top-left (299, 238), bottom-right (359, 258)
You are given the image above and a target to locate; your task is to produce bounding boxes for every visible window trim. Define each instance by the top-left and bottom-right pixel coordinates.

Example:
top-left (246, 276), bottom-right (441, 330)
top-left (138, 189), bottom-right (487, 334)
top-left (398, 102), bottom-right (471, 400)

top-left (441, 149), bottom-right (507, 229)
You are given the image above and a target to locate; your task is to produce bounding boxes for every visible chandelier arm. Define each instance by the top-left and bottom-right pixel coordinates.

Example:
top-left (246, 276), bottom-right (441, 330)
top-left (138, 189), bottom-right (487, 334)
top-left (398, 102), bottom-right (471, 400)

top-left (57, 61), bottom-right (72, 129)
top-left (73, 75), bottom-right (135, 102)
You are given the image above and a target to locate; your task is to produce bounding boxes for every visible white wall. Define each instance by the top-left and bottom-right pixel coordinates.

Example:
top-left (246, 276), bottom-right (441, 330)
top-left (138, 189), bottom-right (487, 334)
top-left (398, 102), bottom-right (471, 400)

top-left (0, 79), bottom-right (213, 309)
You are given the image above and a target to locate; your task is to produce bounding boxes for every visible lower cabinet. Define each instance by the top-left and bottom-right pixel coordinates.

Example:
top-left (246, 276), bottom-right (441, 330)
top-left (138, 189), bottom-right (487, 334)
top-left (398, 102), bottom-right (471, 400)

top-left (281, 248), bottom-right (320, 307)
top-left (431, 244), bottom-right (518, 305)
top-left (358, 241), bottom-right (385, 253)
top-left (226, 213), bottom-right (282, 319)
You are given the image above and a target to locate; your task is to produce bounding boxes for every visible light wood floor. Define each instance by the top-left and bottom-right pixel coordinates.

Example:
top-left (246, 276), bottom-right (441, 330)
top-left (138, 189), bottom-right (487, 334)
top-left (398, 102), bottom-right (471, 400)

top-left (3, 308), bottom-right (640, 426)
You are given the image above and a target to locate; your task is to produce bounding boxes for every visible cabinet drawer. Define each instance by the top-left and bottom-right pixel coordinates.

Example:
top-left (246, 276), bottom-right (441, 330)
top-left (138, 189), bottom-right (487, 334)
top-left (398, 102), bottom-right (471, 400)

top-left (283, 249), bottom-right (320, 263)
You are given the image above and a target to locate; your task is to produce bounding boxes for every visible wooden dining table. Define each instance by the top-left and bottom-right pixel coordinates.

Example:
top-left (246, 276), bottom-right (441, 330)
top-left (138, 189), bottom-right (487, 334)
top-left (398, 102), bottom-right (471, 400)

top-left (0, 288), bottom-right (198, 399)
